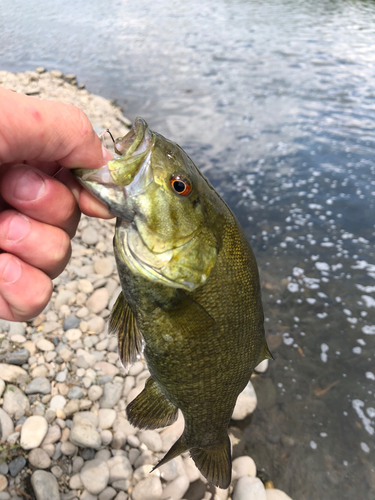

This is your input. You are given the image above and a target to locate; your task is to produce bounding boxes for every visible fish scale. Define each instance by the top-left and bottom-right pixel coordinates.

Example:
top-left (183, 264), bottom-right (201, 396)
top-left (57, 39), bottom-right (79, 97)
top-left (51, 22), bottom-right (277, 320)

top-left (74, 117), bottom-right (272, 488)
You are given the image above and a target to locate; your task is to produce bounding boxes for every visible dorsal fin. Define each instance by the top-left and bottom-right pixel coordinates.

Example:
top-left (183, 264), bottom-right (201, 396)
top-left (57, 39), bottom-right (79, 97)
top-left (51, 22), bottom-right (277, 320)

top-left (108, 292), bottom-right (144, 368)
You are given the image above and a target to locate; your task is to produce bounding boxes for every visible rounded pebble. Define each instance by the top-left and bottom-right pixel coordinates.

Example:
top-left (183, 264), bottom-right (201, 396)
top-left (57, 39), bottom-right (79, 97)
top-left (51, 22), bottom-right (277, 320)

top-left (80, 459), bottom-right (109, 494)
top-left (233, 476), bottom-right (267, 500)
top-left (232, 456), bottom-right (257, 479)
top-left (28, 448), bottom-right (51, 469)
top-left (20, 416), bottom-right (48, 450)
top-left (31, 470), bottom-right (60, 500)
top-left (132, 477), bottom-right (162, 500)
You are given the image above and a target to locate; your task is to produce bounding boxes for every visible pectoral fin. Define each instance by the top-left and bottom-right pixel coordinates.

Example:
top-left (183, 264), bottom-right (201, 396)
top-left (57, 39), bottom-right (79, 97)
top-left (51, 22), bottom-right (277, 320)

top-left (108, 292), bottom-right (144, 368)
top-left (127, 377), bottom-right (178, 429)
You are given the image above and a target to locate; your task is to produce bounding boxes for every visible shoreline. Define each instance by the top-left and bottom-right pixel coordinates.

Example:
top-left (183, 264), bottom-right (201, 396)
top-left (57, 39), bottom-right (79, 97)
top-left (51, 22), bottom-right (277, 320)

top-left (0, 70), bottom-right (292, 500)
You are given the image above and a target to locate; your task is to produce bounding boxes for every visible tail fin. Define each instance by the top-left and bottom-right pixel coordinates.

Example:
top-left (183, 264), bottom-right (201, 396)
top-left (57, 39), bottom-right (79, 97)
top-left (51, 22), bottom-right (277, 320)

top-left (152, 433), bottom-right (232, 489)
top-left (152, 435), bottom-right (189, 471)
top-left (190, 435), bottom-right (232, 489)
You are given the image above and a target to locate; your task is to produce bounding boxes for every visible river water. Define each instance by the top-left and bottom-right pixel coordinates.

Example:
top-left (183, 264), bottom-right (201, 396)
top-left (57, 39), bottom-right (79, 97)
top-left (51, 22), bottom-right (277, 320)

top-left (1, 0), bottom-right (375, 498)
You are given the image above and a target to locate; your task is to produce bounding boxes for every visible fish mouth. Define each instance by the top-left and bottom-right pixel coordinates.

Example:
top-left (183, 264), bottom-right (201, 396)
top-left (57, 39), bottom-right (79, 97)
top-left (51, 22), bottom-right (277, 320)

top-left (73, 117), bottom-right (154, 220)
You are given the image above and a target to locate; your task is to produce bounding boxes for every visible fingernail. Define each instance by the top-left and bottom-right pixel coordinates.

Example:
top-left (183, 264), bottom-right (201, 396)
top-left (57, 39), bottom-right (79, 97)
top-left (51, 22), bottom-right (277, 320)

top-left (102, 145), bottom-right (114, 163)
top-left (7, 214), bottom-right (30, 242)
top-left (14, 169), bottom-right (46, 201)
top-left (2, 257), bottom-right (21, 284)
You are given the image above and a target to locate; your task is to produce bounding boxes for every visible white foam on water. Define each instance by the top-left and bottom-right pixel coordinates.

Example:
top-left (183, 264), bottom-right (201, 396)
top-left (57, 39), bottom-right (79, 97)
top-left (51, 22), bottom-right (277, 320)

top-left (362, 325), bottom-right (375, 335)
top-left (352, 400), bottom-right (374, 435)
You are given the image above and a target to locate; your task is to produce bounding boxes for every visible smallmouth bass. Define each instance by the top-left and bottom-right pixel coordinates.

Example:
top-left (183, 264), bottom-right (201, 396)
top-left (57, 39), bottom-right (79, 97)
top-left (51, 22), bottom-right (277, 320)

top-left (74, 118), bottom-right (272, 489)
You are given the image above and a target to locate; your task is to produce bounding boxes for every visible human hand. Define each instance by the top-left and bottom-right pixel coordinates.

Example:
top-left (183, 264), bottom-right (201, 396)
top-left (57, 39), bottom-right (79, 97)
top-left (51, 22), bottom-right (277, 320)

top-left (0, 86), bottom-right (114, 321)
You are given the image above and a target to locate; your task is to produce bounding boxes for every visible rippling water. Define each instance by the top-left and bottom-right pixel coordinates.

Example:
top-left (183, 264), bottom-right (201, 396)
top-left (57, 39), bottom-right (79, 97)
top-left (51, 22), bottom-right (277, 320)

top-left (1, 1), bottom-right (375, 498)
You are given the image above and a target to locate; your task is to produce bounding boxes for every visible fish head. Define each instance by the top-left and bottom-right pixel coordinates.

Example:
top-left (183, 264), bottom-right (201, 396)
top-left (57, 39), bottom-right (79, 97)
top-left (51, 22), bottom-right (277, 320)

top-left (74, 118), bottom-right (219, 291)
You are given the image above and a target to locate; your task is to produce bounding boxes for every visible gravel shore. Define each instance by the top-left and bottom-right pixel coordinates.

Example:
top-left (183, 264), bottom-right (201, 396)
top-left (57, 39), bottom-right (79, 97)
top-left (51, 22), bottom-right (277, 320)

top-left (0, 69), bottom-right (292, 500)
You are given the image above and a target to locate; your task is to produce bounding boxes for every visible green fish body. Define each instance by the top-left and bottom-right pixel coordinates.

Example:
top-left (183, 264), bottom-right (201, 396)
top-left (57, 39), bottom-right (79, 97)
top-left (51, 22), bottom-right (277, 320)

top-left (74, 118), bottom-right (271, 489)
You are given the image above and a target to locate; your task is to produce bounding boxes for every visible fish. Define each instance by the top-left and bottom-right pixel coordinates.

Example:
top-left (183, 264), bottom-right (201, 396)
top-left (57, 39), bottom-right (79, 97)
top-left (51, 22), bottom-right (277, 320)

top-left (74, 117), bottom-right (272, 489)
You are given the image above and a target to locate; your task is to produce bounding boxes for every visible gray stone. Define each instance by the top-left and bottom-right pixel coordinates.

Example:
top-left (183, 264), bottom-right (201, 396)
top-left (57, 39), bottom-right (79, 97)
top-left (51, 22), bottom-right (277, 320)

top-left (74, 411), bottom-right (99, 428)
top-left (31, 470), bottom-right (60, 500)
top-left (64, 399), bottom-right (80, 416)
top-left (80, 459), bottom-right (109, 494)
top-left (20, 416), bottom-right (48, 450)
top-left (233, 477), bottom-right (266, 500)
top-left (8, 456), bottom-right (26, 476)
top-left (0, 408), bottom-right (14, 440)
top-left (254, 359), bottom-right (269, 374)
top-left (63, 315), bottom-right (81, 330)
top-left (82, 227), bottom-right (99, 246)
top-left (72, 455), bottom-right (85, 473)
top-left (94, 258), bottom-right (113, 277)
top-left (67, 386), bottom-right (84, 399)
top-left (65, 328), bottom-right (82, 342)
top-left (107, 456), bottom-right (132, 484)
top-left (0, 363), bottom-right (27, 383)
top-left (5, 349), bottom-right (29, 365)
top-left (28, 448), bottom-right (51, 469)
top-left (112, 417), bottom-right (137, 436)
top-left (42, 425), bottom-right (61, 446)
top-left (88, 385), bottom-right (103, 401)
top-left (0, 463), bottom-right (7, 475)
top-left (69, 473), bottom-right (83, 489)
top-left (100, 381), bottom-right (122, 408)
top-left (25, 377), bottom-right (51, 395)
top-left (0, 475), bottom-right (7, 493)
top-left (3, 385), bottom-right (30, 418)
top-left (138, 430), bottom-right (162, 452)
top-left (87, 288), bottom-right (109, 314)
top-left (113, 493), bottom-right (127, 500)
top-left (87, 316), bottom-right (105, 334)
top-left (70, 420), bottom-right (101, 450)
top-left (132, 477), bottom-right (162, 500)
top-left (61, 441), bottom-right (77, 455)
top-left (8, 322), bottom-right (25, 337)
top-left (132, 464), bottom-right (159, 482)
top-left (36, 338), bottom-right (55, 352)
top-left (55, 369), bottom-right (67, 382)
top-left (98, 409), bottom-right (116, 430)
top-left (49, 394), bottom-right (66, 410)
top-left (98, 487), bottom-right (117, 500)
top-left (232, 456), bottom-right (257, 479)
top-left (160, 474), bottom-right (189, 500)
top-left (158, 460), bottom-right (179, 482)
top-left (51, 465), bottom-right (63, 478)
top-left (55, 290), bottom-right (75, 309)
top-left (232, 381), bottom-right (257, 420)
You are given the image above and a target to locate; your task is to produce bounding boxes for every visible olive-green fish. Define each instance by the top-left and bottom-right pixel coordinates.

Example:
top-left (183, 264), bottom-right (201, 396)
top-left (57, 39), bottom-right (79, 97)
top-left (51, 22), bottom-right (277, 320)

top-left (74, 118), bottom-right (271, 489)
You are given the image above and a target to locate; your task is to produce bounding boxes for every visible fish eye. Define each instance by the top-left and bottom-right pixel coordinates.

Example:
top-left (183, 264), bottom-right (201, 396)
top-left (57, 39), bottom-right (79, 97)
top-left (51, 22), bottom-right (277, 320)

top-left (170, 174), bottom-right (192, 196)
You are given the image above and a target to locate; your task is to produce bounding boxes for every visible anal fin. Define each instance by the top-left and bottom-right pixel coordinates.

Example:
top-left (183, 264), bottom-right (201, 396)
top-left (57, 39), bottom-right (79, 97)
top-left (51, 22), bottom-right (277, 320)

top-left (126, 377), bottom-right (178, 430)
top-left (152, 435), bottom-right (189, 471)
top-left (108, 292), bottom-right (144, 368)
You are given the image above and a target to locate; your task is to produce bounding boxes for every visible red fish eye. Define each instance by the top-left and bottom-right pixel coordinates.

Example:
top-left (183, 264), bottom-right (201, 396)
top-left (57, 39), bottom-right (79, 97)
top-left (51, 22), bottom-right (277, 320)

top-left (170, 175), bottom-right (192, 196)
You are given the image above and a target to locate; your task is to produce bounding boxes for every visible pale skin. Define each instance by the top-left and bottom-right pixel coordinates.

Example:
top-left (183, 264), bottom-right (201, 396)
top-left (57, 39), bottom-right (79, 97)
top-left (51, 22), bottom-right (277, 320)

top-left (0, 86), bottom-right (113, 321)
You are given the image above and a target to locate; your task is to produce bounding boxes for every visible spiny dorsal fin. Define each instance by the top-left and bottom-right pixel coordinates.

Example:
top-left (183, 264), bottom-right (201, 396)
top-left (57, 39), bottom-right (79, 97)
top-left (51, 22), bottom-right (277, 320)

top-left (127, 377), bottom-right (178, 430)
top-left (108, 292), bottom-right (144, 368)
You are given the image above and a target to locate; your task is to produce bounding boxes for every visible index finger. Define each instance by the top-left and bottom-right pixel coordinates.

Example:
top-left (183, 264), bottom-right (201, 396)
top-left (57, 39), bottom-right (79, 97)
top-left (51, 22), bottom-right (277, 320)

top-left (0, 86), bottom-right (104, 170)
